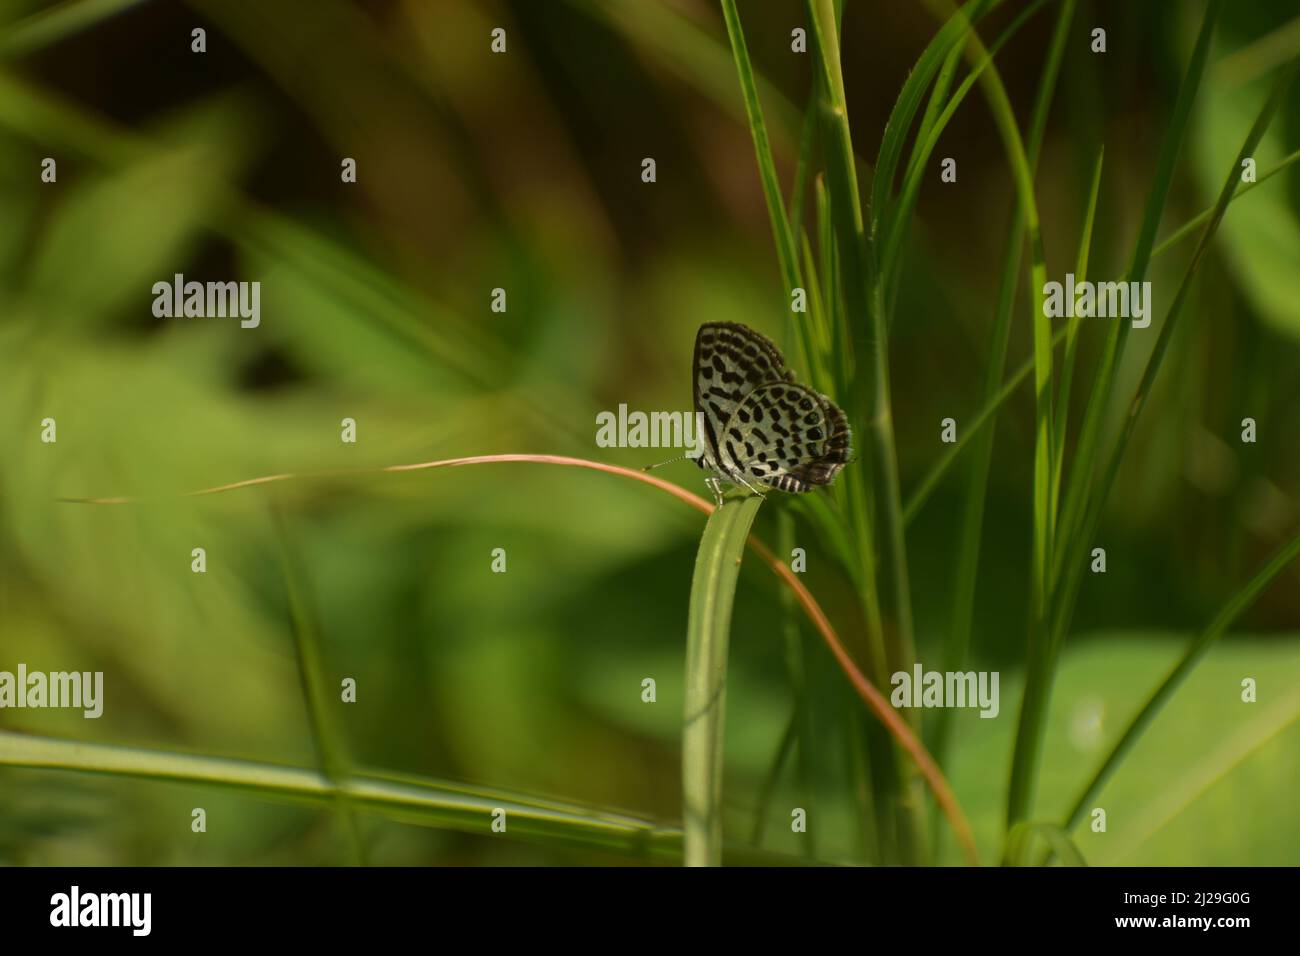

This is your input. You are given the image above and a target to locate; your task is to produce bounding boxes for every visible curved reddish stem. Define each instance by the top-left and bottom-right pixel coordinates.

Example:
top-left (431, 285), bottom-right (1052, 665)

top-left (63, 452), bottom-right (979, 865)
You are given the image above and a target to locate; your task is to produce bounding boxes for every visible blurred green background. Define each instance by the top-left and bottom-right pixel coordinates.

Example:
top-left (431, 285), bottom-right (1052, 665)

top-left (0, 0), bottom-right (1298, 865)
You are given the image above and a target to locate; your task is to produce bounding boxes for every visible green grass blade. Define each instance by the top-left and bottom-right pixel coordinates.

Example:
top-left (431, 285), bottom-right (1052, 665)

top-left (0, 0), bottom-right (149, 57)
top-left (911, 0), bottom-right (1055, 614)
top-left (886, 30), bottom-right (963, 317)
top-left (0, 730), bottom-right (680, 859)
top-left (1010, 0), bottom-right (1226, 839)
top-left (903, 327), bottom-right (1068, 525)
top-left (806, 0), bottom-right (915, 680)
top-left (1050, 0), bottom-right (1225, 602)
top-left (799, 232), bottom-right (831, 353)
top-left (1129, 3), bottom-right (1228, 277)
top-left (932, 0), bottom-right (1076, 798)
top-left (777, 507), bottom-right (818, 859)
top-left (903, 0), bottom-right (1055, 833)
top-left (719, 0), bottom-right (800, 293)
top-left (786, 487), bottom-right (859, 584)
top-left (1051, 58), bottom-right (1298, 665)
top-left (914, 28), bottom-right (966, 158)
top-left (816, 176), bottom-right (854, 397)
top-left (717, 5), bottom-right (836, 859)
top-left (719, 0), bottom-right (823, 395)
top-left (569, 0), bottom-right (801, 140)
top-left (0, 729), bottom-right (819, 865)
top-left (1151, 146), bottom-right (1300, 257)
top-left (807, 0), bottom-right (926, 863)
top-left (795, 231), bottom-right (834, 394)
top-left (903, 133), bottom-right (1295, 527)
top-left (1053, 55), bottom-right (1294, 642)
top-left (1049, 145), bottom-right (1104, 528)
top-left (750, 706), bottom-right (798, 846)
top-left (683, 494), bottom-right (765, 866)
top-left (789, 89), bottom-right (820, 242)
top-left (273, 504), bottom-right (368, 864)
top-left (804, 4), bottom-right (876, 636)
top-left (1006, 821), bottom-right (1087, 866)
top-left (881, 0), bottom-right (1055, 289)
top-left (1213, 13), bottom-right (1300, 87)
top-left (870, 0), bottom-right (1000, 240)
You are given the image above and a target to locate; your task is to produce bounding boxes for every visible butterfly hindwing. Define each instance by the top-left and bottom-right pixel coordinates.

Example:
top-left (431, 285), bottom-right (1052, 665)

top-left (718, 382), bottom-right (851, 493)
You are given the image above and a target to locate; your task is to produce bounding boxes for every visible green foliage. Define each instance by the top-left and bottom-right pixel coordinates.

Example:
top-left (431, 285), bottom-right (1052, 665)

top-left (1, 0), bottom-right (1298, 867)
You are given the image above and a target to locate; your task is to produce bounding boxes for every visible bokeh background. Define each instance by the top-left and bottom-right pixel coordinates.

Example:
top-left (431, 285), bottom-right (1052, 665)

top-left (1, 0), bottom-right (1298, 865)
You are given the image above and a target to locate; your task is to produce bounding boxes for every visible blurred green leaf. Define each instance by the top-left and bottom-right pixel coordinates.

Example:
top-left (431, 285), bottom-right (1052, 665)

top-left (26, 143), bottom-right (230, 329)
top-left (1195, 67), bottom-right (1300, 341)
top-left (942, 634), bottom-right (1300, 865)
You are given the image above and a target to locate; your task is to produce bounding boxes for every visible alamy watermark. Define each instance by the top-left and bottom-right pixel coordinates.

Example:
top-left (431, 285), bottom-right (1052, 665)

top-left (890, 663), bottom-right (999, 719)
top-left (596, 404), bottom-right (705, 454)
top-left (50, 886), bottom-right (150, 936)
top-left (0, 664), bottom-right (103, 718)
top-left (1043, 273), bottom-right (1152, 328)
top-left (152, 273), bottom-right (260, 328)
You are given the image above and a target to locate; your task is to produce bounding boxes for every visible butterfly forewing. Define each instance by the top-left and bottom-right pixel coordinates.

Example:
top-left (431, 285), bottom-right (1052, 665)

top-left (692, 322), bottom-right (792, 472)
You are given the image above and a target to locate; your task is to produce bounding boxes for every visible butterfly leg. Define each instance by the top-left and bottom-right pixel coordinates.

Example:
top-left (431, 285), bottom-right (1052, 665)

top-left (734, 473), bottom-right (767, 499)
top-left (704, 475), bottom-right (725, 506)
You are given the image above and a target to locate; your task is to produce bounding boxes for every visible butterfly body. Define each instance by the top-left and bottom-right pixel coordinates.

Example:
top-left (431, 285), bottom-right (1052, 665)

top-left (690, 322), bottom-right (851, 500)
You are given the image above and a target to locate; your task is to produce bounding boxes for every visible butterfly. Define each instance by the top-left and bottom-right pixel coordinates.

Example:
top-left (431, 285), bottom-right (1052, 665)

top-left (690, 322), bottom-right (851, 501)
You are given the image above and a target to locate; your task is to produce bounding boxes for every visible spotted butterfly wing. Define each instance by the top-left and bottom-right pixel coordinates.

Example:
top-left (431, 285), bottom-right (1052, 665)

top-left (691, 322), bottom-right (851, 496)
top-left (718, 382), bottom-right (851, 493)
top-left (692, 322), bottom-right (792, 477)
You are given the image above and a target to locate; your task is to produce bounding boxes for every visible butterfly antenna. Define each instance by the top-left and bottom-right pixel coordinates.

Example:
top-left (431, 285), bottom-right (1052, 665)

top-left (642, 453), bottom-right (692, 472)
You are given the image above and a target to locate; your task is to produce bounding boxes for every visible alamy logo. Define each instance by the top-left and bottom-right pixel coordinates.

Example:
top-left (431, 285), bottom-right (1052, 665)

top-left (0, 664), bottom-right (102, 718)
top-left (595, 404), bottom-right (706, 455)
top-left (50, 886), bottom-right (151, 936)
top-left (1043, 273), bottom-right (1152, 328)
top-left (152, 273), bottom-right (261, 328)
top-left (890, 664), bottom-right (999, 718)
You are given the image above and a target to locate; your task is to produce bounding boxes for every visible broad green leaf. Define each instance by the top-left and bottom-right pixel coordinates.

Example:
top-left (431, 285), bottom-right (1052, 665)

top-left (941, 634), bottom-right (1300, 865)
